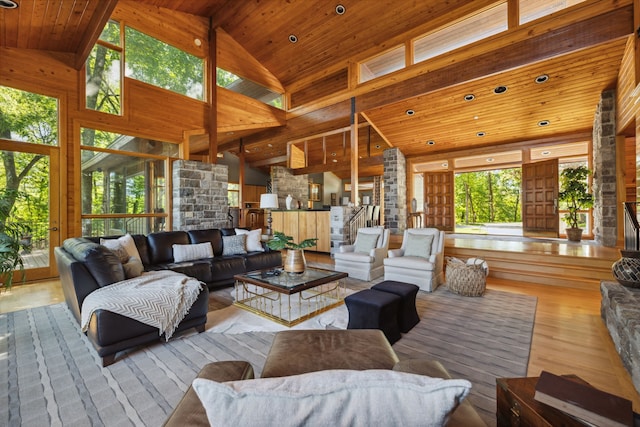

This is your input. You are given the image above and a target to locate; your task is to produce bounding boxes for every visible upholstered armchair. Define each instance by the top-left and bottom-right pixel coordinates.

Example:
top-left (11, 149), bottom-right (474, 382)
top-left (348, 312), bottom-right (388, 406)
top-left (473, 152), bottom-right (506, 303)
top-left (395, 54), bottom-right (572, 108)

top-left (383, 228), bottom-right (445, 292)
top-left (334, 227), bottom-right (390, 281)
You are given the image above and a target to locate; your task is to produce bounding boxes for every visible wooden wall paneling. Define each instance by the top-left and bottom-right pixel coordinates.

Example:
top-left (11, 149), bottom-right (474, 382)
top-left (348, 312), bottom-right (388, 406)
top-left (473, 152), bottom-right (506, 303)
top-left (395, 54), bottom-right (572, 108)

top-left (127, 79), bottom-right (209, 144)
top-left (316, 211), bottom-right (331, 252)
top-left (216, 28), bottom-right (284, 94)
top-left (217, 88), bottom-right (287, 133)
top-left (290, 68), bottom-right (349, 108)
top-left (0, 48), bottom-right (77, 94)
top-left (618, 36), bottom-right (637, 134)
top-left (112, 1), bottom-right (208, 58)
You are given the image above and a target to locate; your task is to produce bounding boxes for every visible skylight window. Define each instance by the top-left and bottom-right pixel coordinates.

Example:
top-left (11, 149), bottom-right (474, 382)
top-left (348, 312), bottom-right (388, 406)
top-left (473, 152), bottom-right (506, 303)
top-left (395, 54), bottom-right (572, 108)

top-left (414, 3), bottom-right (508, 64)
top-left (520, 0), bottom-right (587, 25)
top-left (359, 45), bottom-right (406, 83)
top-left (216, 68), bottom-right (283, 109)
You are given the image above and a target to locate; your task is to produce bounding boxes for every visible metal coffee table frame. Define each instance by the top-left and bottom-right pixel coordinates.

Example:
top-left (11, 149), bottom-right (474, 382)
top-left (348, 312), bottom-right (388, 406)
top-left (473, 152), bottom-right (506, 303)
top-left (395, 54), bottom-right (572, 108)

top-left (233, 267), bottom-right (348, 327)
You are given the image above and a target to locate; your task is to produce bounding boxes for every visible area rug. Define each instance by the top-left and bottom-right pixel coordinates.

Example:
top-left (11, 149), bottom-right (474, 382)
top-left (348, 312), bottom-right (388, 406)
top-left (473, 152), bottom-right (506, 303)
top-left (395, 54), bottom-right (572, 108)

top-left (0, 287), bottom-right (536, 426)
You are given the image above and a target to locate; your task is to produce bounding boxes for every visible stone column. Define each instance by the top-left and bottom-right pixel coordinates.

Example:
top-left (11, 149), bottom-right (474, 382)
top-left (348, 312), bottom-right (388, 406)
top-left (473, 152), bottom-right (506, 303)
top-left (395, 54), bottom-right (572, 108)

top-left (172, 160), bottom-right (229, 230)
top-left (383, 148), bottom-right (407, 234)
top-left (592, 90), bottom-right (617, 247)
top-left (271, 166), bottom-right (309, 208)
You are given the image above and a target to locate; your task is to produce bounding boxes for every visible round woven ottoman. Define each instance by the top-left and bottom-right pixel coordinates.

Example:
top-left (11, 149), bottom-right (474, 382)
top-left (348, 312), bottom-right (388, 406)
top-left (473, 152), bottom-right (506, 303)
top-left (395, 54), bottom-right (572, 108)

top-left (445, 257), bottom-right (488, 297)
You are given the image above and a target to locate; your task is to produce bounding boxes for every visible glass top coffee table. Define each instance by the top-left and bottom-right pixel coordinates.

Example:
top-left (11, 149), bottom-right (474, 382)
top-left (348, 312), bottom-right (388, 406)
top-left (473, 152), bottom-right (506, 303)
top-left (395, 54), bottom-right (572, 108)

top-left (233, 267), bottom-right (348, 327)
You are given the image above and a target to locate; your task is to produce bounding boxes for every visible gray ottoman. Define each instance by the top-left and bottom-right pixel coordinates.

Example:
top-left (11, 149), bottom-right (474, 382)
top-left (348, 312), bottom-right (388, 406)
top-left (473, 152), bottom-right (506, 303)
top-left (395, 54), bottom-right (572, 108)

top-left (344, 289), bottom-right (401, 344)
top-left (371, 280), bottom-right (420, 333)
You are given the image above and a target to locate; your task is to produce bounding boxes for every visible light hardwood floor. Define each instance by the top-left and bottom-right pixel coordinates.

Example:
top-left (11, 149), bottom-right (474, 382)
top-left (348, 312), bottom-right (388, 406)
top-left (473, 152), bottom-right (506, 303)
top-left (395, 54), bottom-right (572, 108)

top-left (2, 251), bottom-right (639, 412)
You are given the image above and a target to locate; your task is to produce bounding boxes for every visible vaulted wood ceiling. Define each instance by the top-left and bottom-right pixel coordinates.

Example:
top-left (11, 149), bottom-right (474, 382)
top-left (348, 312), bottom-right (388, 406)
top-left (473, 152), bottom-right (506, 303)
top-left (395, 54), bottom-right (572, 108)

top-left (0, 0), bottom-right (634, 179)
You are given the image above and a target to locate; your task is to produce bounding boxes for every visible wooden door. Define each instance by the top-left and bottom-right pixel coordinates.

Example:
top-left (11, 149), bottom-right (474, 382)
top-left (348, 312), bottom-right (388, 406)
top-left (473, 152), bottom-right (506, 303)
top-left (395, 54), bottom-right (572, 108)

top-left (522, 159), bottom-right (559, 237)
top-left (423, 171), bottom-right (454, 231)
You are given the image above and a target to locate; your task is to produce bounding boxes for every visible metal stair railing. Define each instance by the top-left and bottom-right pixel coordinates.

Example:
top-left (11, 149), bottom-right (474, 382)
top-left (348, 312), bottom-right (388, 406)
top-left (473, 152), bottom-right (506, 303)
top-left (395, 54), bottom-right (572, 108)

top-left (624, 202), bottom-right (640, 251)
top-left (347, 206), bottom-right (368, 244)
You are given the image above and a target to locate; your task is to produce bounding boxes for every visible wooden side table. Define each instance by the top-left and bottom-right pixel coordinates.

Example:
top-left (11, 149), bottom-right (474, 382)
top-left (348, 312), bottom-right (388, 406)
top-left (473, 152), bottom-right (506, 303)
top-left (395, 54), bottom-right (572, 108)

top-left (497, 376), bottom-right (640, 427)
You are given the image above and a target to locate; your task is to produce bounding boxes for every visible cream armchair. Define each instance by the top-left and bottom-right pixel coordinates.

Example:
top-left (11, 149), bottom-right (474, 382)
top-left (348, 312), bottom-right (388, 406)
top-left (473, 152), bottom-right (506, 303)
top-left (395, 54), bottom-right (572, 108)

top-left (334, 227), bottom-right (390, 281)
top-left (383, 228), bottom-right (445, 292)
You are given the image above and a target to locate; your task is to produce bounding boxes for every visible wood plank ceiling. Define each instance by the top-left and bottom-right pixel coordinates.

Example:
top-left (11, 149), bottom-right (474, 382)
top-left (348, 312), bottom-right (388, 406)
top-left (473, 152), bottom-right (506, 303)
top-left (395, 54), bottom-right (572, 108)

top-left (0, 0), bottom-right (634, 179)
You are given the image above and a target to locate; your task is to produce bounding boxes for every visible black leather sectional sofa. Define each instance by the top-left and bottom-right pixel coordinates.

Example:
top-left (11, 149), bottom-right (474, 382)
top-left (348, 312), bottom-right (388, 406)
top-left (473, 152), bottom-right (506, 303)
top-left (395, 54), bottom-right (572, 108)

top-left (54, 228), bottom-right (282, 366)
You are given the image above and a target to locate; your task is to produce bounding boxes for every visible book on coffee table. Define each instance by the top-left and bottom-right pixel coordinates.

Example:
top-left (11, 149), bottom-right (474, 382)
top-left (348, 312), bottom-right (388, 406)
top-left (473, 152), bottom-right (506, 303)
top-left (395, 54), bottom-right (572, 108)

top-left (533, 371), bottom-right (633, 427)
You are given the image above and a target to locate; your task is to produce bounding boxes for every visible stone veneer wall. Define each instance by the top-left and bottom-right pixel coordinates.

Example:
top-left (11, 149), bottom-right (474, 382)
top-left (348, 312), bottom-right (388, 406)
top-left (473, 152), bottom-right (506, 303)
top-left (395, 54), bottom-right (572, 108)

top-left (592, 90), bottom-right (617, 247)
top-left (601, 281), bottom-right (640, 394)
top-left (271, 166), bottom-right (309, 209)
top-left (383, 148), bottom-right (406, 234)
top-left (172, 160), bottom-right (229, 230)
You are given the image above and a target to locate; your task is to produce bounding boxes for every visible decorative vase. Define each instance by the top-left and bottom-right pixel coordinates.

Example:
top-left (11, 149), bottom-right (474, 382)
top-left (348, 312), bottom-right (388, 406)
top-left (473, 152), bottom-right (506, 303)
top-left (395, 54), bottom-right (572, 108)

top-left (411, 198), bottom-right (417, 213)
top-left (286, 194), bottom-right (293, 210)
top-left (284, 249), bottom-right (306, 274)
top-left (612, 250), bottom-right (640, 288)
top-left (565, 228), bottom-right (583, 242)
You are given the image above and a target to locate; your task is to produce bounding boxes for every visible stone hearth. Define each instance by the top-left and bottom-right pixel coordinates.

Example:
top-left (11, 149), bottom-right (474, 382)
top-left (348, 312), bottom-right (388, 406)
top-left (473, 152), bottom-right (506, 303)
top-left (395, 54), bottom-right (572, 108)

top-left (601, 280), bottom-right (640, 394)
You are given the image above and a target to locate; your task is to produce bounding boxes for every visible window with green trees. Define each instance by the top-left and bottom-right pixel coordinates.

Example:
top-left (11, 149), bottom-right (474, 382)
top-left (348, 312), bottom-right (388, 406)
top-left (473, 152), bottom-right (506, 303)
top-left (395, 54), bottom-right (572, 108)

top-left (80, 128), bottom-right (177, 236)
top-left (86, 20), bottom-right (122, 115)
top-left (455, 168), bottom-right (522, 229)
top-left (125, 27), bottom-right (204, 100)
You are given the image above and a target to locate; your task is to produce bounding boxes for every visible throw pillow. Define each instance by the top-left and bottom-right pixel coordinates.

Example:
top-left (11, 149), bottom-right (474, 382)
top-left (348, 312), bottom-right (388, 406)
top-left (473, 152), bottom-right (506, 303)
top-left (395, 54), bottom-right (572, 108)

top-left (101, 234), bottom-right (142, 261)
top-left (222, 234), bottom-right (247, 256)
top-left (235, 228), bottom-right (265, 252)
top-left (403, 233), bottom-right (435, 258)
top-left (354, 232), bottom-right (380, 253)
top-left (103, 242), bottom-right (129, 264)
top-left (122, 256), bottom-right (144, 279)
top-left (193, 369), bottom-right (471, 427)
top-left (173, 242), bottom-right (213, 263)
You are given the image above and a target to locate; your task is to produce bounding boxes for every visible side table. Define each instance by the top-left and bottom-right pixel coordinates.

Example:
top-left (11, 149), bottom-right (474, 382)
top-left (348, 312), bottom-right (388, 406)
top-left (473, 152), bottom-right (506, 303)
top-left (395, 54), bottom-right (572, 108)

top-left (496, 375), bottom-right (640, 427)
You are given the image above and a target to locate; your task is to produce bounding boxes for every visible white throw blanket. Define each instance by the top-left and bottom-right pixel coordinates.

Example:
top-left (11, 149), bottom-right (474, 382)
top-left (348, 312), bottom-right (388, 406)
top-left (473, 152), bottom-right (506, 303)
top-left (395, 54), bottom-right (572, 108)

top-left (81, 270), bottom-right (203, 341)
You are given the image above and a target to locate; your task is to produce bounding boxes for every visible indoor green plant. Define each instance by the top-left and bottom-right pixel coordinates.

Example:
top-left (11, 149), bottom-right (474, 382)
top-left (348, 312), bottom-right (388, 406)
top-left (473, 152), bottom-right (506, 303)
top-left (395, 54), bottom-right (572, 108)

top-left (267, 231), bottom-right (318, 274)
top-left (558, 165), bottom-right (593, 242)
top-left (0, 188), bottom-right (32, 290)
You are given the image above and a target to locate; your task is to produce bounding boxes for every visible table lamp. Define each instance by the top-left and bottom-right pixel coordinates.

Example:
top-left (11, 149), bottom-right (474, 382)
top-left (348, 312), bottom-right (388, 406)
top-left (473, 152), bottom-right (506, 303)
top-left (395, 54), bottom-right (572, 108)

top-left (260, 193), bottom-right (279, 237)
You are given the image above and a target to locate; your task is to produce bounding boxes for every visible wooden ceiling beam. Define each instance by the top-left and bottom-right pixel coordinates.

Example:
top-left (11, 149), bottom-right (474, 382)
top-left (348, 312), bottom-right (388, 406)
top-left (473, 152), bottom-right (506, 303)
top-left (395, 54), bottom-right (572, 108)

top-left (73, 0), bottom-right (119, 70)
top-left (356, 5), bottom-right (633, 113)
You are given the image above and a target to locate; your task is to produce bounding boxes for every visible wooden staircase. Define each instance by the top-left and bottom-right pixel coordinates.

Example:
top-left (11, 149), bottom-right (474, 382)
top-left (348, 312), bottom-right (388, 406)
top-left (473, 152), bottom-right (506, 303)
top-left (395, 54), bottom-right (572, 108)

top-left (445, 244), bottom-right (616, 291)
top-left (391, 233), bottom-right (619, 291)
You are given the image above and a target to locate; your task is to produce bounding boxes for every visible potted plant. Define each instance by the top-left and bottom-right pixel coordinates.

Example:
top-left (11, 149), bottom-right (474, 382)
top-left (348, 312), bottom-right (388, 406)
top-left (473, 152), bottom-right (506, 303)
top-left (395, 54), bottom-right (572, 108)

top-left (266, 231), bottom-right (318, 274)
top-left (0, 188), bottom-right (32, 290)
top-left (558, 166), bottom-right (593, 242)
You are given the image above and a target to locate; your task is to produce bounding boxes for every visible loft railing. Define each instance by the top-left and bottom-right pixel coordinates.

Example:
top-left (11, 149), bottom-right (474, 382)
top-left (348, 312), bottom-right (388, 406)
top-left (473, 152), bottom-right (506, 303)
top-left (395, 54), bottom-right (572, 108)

top-left (623, 202), bottom-right (640, 251)
top-left (347, 206), bottom-right (367, 244)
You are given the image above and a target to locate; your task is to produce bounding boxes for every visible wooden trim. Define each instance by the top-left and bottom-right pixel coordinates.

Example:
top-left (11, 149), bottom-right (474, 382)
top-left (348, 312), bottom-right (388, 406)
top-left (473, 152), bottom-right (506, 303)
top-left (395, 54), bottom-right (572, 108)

top-left (73, 0), bottom-right (119, 70)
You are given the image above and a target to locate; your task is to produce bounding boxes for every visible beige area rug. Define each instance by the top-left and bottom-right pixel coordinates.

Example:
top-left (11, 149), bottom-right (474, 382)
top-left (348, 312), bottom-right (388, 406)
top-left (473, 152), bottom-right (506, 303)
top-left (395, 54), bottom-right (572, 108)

top-left (206, 303), bottom-right (349, 334)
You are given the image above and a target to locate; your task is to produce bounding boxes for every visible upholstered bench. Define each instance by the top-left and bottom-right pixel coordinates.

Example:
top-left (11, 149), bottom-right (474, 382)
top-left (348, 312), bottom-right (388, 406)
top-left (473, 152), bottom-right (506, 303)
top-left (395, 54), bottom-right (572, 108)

top-left (344, 288), bottom-right (402, 344)
top-left (371, 280), bottom-right (420, 332)
top-left (163, 330), bottom-right (487, 427)
top-left (262, 329), bottom-right (399, 378)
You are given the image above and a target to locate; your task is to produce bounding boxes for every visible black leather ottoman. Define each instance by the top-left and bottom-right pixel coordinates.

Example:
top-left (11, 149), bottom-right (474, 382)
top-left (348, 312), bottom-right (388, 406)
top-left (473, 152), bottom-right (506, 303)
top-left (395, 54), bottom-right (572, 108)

top-left (371, 280), bottom-right (420, 333)
top-left (344, 289), bottom-right (401, 344)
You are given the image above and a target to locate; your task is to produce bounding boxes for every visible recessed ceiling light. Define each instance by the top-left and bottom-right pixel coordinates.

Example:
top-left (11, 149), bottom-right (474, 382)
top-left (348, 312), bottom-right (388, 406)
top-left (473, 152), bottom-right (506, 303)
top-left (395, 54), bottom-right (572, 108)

top-left (245, 149), bottom-right (250, 153)
top-left (331, 152), bottom-right (337, 156)
top-left (541, 150), bottom-right (551, 156)
top-left (535, 74), bottom-right (549, 84)
top-left (335, 4), bottom-right (346, 15)
top-left (405, 109), bottom-right (415, 116)
top-left (0, 0), bottom-right (18, 8)
top-left (476, 132), bottom-right (486, 137)
top-left (493, 86), bottom-right (508, 94)
top-left (473, 115), bottom-right (479, 120)
top-left (486, 157), bottom-right (494, 162)
top-left (332, 159), bottom-right (338, 163)
top-left (441, 162), bottom-right (448, 168)
top-left (288, 34), bottom-right (298, 43)
top-left (375, 144), bottom-right (381, 149)
top-left (464, 94), bottom-right (475, 101)
top-left (267, 143), bottom-right (273, 147)
top-left (538, 120), bottom-right (550, 127)
top-left (426, 140), bottom-right (435, 145)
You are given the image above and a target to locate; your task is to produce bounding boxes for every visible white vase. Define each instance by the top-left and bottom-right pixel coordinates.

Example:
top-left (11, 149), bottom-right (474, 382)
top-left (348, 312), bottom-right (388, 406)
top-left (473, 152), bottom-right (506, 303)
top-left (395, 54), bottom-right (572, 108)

top-left (286, 194), bottom-right (293, 210)
top-left (411, 198), bottom-right (417, 213)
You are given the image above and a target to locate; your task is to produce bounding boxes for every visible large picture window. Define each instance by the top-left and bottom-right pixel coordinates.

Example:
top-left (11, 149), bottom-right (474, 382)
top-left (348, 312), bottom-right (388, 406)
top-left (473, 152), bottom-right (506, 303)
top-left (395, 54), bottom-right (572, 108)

top-left (80, 129), bottom-right (177, 236)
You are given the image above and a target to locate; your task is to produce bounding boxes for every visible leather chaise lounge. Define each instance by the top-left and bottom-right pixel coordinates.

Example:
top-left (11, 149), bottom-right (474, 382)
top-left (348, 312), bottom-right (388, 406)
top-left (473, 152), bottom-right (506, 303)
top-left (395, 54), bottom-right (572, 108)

top-left (55, 228), bottom-right (282, 366)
